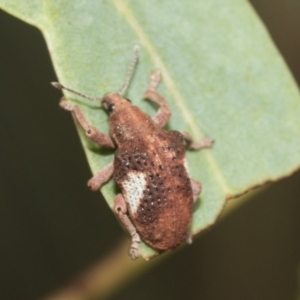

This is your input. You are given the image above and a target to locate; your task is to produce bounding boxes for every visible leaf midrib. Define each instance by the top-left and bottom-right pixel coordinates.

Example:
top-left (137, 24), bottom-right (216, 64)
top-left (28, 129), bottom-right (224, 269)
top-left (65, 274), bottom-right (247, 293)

top-left (113, 0), bottom-right (232, 194)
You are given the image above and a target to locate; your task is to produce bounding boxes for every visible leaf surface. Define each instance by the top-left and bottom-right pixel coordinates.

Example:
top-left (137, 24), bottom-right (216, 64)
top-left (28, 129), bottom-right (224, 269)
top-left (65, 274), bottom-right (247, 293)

top-left (1, 0), bottom-right (300, 259)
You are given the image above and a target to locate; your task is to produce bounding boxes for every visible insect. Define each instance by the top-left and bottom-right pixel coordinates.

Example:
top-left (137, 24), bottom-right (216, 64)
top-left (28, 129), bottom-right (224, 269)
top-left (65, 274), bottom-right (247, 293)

top-left (52, 46), bottom-right (213, 259)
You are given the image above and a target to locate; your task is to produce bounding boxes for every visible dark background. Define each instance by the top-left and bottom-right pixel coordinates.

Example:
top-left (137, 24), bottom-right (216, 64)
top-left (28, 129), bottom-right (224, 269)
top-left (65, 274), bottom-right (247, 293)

top-left (0, 1), bottom-right (300, 300)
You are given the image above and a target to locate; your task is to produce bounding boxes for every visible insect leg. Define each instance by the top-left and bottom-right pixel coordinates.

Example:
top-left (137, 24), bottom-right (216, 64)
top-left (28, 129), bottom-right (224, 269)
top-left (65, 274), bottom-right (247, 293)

top-left (182, 131), bottom-right (214, 150)
top-left (190, 178), bottom-right (202, 203)
top-left (143, 70), bottom-right (171, 128)
top-left (114, 193), bottom-right (141, 260)
top-left (88, 162), bottom-right (114, 191)
top-left (185, 179), bottom-right (202, 244)
top-left (60, 97), bottom-right (115, 148)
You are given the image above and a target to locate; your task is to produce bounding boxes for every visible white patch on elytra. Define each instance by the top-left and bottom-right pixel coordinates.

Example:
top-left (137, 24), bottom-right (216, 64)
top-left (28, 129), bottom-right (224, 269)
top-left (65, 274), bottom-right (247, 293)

top-left (122, 172), bottom-right (147, 214)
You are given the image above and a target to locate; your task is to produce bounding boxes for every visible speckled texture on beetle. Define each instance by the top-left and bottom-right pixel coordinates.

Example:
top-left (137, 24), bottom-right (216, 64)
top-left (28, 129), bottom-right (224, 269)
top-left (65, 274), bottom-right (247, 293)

top-left (52, 47), bottom-right (214, 259)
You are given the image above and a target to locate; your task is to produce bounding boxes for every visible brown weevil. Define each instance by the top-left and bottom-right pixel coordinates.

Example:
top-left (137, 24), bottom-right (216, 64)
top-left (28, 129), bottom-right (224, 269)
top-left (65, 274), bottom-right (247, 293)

top-left (52, 46), bottom-right (214, 259)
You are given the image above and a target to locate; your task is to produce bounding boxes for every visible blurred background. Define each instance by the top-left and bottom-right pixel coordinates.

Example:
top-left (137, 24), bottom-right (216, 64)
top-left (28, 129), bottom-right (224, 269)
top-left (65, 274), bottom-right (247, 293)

top-left (0, 1), bottom-right (300, 299)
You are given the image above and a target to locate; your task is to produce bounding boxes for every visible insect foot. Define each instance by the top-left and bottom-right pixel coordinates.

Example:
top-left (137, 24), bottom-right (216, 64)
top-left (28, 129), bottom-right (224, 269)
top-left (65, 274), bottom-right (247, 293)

top-left (52, 46), bottom-right (214, 260)
top-left (148, 70), bottom-right (162, 91)
top-left (114, 193), bottom-right (141, 259)
top-left (59, 98), bottom-right (75, 111)
top-left (129, 232), bottom-right (141, 260)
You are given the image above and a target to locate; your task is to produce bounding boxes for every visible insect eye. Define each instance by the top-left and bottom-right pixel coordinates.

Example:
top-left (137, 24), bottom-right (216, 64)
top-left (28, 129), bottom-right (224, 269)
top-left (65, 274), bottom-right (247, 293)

top-left (107, 103), bottom-right (115, 113)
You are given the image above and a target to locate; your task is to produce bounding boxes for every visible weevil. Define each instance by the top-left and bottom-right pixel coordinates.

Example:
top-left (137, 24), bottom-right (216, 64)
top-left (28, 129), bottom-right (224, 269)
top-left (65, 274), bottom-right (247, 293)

top-left (52, 46), bottom-right (213, 259)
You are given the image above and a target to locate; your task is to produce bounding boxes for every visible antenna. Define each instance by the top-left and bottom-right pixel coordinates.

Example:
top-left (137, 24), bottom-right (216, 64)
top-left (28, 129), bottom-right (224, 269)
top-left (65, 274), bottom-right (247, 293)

top-left (118, 45), bottom-right (140, 96)
top-left (52, 45), bottom-right (140, 99)
top-left (51, 82), bottom-right (99, 101)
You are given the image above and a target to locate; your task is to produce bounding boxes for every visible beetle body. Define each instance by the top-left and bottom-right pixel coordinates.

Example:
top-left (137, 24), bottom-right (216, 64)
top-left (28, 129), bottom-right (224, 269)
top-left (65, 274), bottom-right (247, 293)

top-left (106, 92), bottom-right (193, 250)
top-left (52, 47), bottom-right (213, 259)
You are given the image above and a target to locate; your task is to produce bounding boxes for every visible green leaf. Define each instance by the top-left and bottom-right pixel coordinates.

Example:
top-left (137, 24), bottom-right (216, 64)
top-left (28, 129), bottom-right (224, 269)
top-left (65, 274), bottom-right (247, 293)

top-left (2, 0), bottom-right (300, 259)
